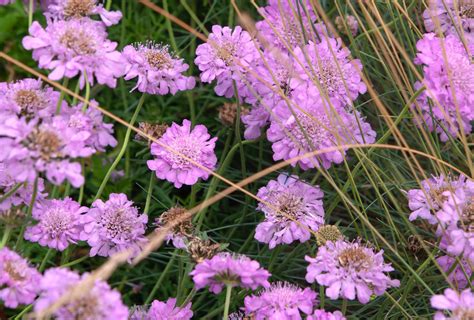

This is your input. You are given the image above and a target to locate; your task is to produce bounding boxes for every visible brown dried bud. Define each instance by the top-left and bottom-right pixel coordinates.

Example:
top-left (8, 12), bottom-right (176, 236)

top-left (135, 122), bottom-right (169, 146)
top-left (187, 237), bottom-right (222, 263)
top-left (335, 15), bottom-right (359, 37)
top-left (218, 102), bottom-right (249, 126)
top-left (155, 206), bottom-right (193, 238)
top-left (316, 225), bottom-right (343, 246)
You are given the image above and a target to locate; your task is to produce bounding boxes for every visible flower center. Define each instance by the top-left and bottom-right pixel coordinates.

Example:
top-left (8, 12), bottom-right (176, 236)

top-left (338, 246), bottom-right (372, 271)
top-left (14, 89), bottom-right (46, 115)
top-left (289, 112), bottom-right (331, 150)
top-left (157, 207), bottom-right (193, 236)
top-left (315, 58), bottom-right (344, 95)
top-left (66, 294), bottom-right (100, 320)
top-left (167, 138), bottom-right (201, 169)
top-left (283, 18), bottom-right (304, 48)
top-left (274, 192), bottom-right (304, 220)
top-left (27, 130), bottom-right (63, 161)
top-left (428, 186), bottom-right (450, 209)
top-left (453, 307), bottom-right (474, 320)
top-left (459, 197), bottom-right (474, 232)
top-left (100, 208), bottom-right (133, 240)
top-left (43, 208), bottom-right (72, 238)
top-left (145, 50), bottom-right (172, 69)
top-left (215, 41), bottom-right (236, 65)
top-left (63, 0), bottom-right (96, 18)
top-left (459, 1), bottom-right (474, 18)
top-left (60, 29), bottom-right (96, 55)
top-left (4, 261), bottom-right (26, 281)
top-left (316, 225), bottom-right (343, 246)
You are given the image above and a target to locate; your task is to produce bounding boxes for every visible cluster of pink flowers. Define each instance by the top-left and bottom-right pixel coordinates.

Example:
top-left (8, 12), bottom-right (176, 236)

top-left (431, 288), bottom-right (474, 320)
top-left (130, 298), bottom-right (193, 320)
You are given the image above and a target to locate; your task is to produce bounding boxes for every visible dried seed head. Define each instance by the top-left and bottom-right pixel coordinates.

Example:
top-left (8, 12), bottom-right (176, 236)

top-left (14, 89), bottom-right (47, 117)
top-left (156, 207), bottom-right (193, 238)
top-left (135, 122), bottom-right (169, 145)
top-left (316, 225), bottom-right (343, 246)
top-left (218, 102), bottom-right (249, 126)
top-left (187, 237), bottom-right (222, 263)
top-left (63, 0), bottom-right (96, 18)
top-left (335, 15), bottom-right (359, 36)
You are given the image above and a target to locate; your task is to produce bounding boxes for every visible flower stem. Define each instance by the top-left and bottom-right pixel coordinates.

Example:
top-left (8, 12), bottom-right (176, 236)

top-left (0, 226), bottom-right (12, 249)
top-left (39, 248), bottom-right (54, 272)
top-left (145, 251), bottom-right (177, 304)
top-left (94, 94), bottom-right (146, 201)
top-left (55, 78), bottom-right (69, 114)
top-left (143, 173), bottom-right (155, 215)
top-left (15, 177), bottom-right (38, 249)
top-left (0, 183), bottom-right (23, 204)
top-left (342, 298), bottom-right (348, 315)
top-left (222, 284), bottom-right (233, 320)
top-left (27, 0), bottom-right (34, 27)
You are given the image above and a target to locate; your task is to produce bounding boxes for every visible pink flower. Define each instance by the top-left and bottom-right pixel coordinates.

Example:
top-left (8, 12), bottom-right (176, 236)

top-left (0, 247), bottom-right (41, 308)
top-left (80, 193), bottom-right (148, 259)
top-left (46, 0), bottom-right (122, 26)
top-left (147, 119), bottom-right (217, 188)
top-left (430, 288), bottom-right (474, 320)
top-left (307, 309), bottom-right (346, 320)
top-left (22, 18), bottom-right (124, 88)
top-left (244, 281), bottom-right (318, 319)
top-left (241, 104), bottom-right (271, 140)
top-left (24, 197), bottom-right (88, 251)
top-left (34, 267), bottom-right (129, 319)
top-left (0, 0), bottom-right (14, 5)
top-left (147, 298), bottom-right (193, 320)
top-left (195, 25), bottom-right (259, 98)
top-left (436, 255), bottom-right (473, 289)
top-left (123, 42), bottom-right (195, 95)
top-left (305, 239), bottom-right (400, 304)
top-left (189, 252), bottom-right (271, 294)
top-left (255, 174), bottom-right (325, 249)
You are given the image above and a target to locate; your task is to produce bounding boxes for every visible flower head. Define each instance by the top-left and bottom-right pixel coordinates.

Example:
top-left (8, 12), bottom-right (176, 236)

top-left (308, 309), bottom-right (346, 320)
top-left (147, 119), bottom-right (217, 188)
top-left (147, 298), bottom-right (193, 320)
top-left (123, 42), bottom-right (195, 95)
top-left (155, 206), bottom-right (194, 249)
top-left (24, 197), bottom-right (88, 251)
top-left (46, 0), bottom-right (122, 26)
top-left (316, 225), bottom-right (344, 246)
top-left (244, 281), bottom-right (318, 319)
top-left (189, 252), bottom-right (271, 294)
top-left (80, 193), bottom-right (148, 259)
top-left (431, 288), bottom-right (474, 320)
top-left (255, 174), bottom-right (325, 249)
top-left (305, 239), bottom-right (400, 304)
top-left (335, 15), bottom-right (359, 37)
top-left (0, 247), bottom-right (41, 308)
top-left (436, 255), bottom-right (473, 289)
top-left (195, 25), bottom-right (258, 98)
top-left (22, 18), bottom-right (124, 88)
top-left (34, 267), bottom-right (129, 319)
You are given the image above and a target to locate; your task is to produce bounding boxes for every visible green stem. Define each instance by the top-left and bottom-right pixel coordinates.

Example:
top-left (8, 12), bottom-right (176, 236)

top-left (94, 94), bottom-right (146, 201)
top-left (81, 74), bottom-right (91, 112)
top-left (222, 284), bottom-right (232, 320)
top-left (78, 160), bottom-right (85, 204)
top-left (342, 298), bottom-right (348, 315)
top-left (145, 252), bottom-right (177, 305)
top-left (0, 183), bottom-right (23, 204)
top-left (39, 248), bottom-right (54, 272)
top-left (28, 0), bottom-right (33, 27)
top-left (55, 78), bottom-right (69, 114)
top-left (0, 226), bottom-right (12, 249)
top-left (15, 177), bottom-right (38, 249)
top-left (143, 173), bottom-right (155, 215)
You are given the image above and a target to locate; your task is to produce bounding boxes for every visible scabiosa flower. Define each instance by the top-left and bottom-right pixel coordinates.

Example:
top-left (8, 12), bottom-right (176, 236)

top-left (244, 281), bottom-right (317, 319)
top-left (413, 33), bottom-right (474, 141)
top-left (147, 298), bottom-right (193, 320)
top-left (0, 78), bottom-right (63, 119)
top-left (24, 197), bottom-right (88, 251)
top-left (255, 174), bottom-right (324, 249)
top-left (292, 38), bottom-right (366, 109)
top-left (22, 18), bottom-right (124, 88)
top-left (266, 95), bottom-right (376, 170)
top-left (305, 239), bottom-right (400, 304)
top-left (154, 207), bottom-right (194, 249)
top-left (80, 193), bottom-right (148, 258)
top-left (195, 25), bottom-right (259, 98)
top-left (147, 119), bottom-right (217, 188)
top-left (46, 0), bottom-right (122, 26)
top-left (437, 255), bottom-right (473, 289)
top-left (189, 252), bottom-right (271, 294)
top-left (34, 267), bottom-right (129, 319)
top-left (406, 174), bottom-right (471, 224)
top-left (430, 288), bottom-right (474, 320)
top-left (308, 310), bottom-right (346, 320)
top-left (0, 247), bottom-right (41, 308)
top-left (122, 42), bottom-right (195, 95)
top-left (0, 114), bottom-right (94, 187)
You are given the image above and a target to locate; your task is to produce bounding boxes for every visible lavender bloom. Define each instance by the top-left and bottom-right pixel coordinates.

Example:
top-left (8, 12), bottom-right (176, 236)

top-left (0, 115), bottom-right (94, 187)
top-left (24, 197), bottom-right (88, 251)
top-left (244, 281), bottom-right (318, 319)
top-left (255, 174), bottom-right (325, 249)
top-left (0, 247), bottom-right (41, 308)
top-left (0, 78), bottom-right (63, 119)
top-left (189, 252), bottom-right (271, 294)
top-left (413, 33), bottom-right (474, 141)
top-left (46, 0), bottom-right (122, 26)
top-left (431, 288), bottom-right (474, 320)
top-left (147, 298), bottom-right (193, 320)
top-left (305, 239), bottom-right (400, 304)
top-left (147, 119), bottom-right (217, 188)
top-left (307, 310), bottom-right (346, 320)
top-left (80, 193), bottom-right (148, 259)
top-left (22, 18), bottom-right (124, 88)
top-left (292, 38), bottom-right (366, 109)
top-left (34, 267), bottom-right (129, 319)
top-left (241, 104), bottom-right (271, 140)
top-left (123, 42), bottom-right (195, 95)
top-left (437, 255), bottom-right (473, 289)
top-left (0, 0), bottom-right (14, 5)
top-left (267, 95), bottom-right (376, 170)
top-left (195, 25), bottom-right (258, 98)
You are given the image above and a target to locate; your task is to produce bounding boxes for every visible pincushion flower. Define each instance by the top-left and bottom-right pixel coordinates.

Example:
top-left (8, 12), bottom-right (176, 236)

top-left (189, 252), bottom-right (271, 294)
top-left (406, 174), bottom-right (471, 224)
top-left (305, 239), bottom-right (400, 304)
top-left (0, 247), bottom-right (41, 308)
top-left (24, 197), bottom-right (88, 251)
top-left (413, 33), bottom-right (474, 141)
top-left (147, 298), bottom-right (193, 320)
top-left (147, 119), bottom-right (217, 188)
top-left (34, 267), bottom-right (129, 319)
top-left (267, 95), bottom-right (376, 170)
top-left (244, 281), bottom-right (318, 319)
top-left (292, 38), bottom-right (366, 109)
top-left (0, 114), bottom-right (94, 187)
top-left (308, 309), bottom-right (346, 320)
top-left (123, 42), bottom-right (195, 95)
top-left (437, 255), bottom-right (473, 289)
top-left (242, 104), bottom-right (271, 140)
top-left (22, 18), bottom-right (124, 88)
top-left (46, 0), bottom-right (122, 26)
top-left (195, 25), bottom-right (259, 98)
top-left (255, 174), bottom-right (325, 249)
top-left (430, 288), bottom-right (474, 320)
top-left (0, 78), bottom-right (63, 119)
top-left (80, 193), bottom-right (148, 259)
